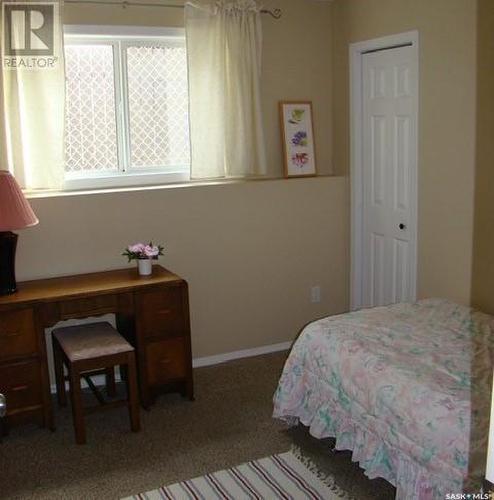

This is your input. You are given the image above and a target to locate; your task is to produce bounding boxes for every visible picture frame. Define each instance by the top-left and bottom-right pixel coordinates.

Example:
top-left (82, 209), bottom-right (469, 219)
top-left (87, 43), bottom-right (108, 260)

top-left (279, 101), bottom-right (317, 178)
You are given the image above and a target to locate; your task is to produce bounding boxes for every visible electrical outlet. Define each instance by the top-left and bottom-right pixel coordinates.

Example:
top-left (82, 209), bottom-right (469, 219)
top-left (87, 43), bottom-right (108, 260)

top-left (311, 286), bottom-right (321, 303)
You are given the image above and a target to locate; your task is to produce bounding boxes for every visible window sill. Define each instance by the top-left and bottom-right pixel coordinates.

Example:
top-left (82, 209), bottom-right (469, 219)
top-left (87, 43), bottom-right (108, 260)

top-left (24, 174), bottom-right (341, 200)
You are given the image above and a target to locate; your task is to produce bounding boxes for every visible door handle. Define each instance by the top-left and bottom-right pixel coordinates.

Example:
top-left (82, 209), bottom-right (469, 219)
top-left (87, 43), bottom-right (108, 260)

top-left (0, 394), bottom-right (6, 418)
top-left (399, 223), bottom-right (406, 230)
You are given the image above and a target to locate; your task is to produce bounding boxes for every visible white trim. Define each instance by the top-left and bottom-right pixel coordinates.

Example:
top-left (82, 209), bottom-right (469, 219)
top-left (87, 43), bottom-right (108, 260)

top-left (192, 341), bottom-right (292, 368)
top-left (350, 30), bottom-right (419, 311)
top-left (51, 374), bottom-right (114, 394)
top-left (64, 170), bottom-right (190, 191)
top-left (50, 341), bottom-right (292, 393)
top-left (64, 24), bottom-right (185, 39)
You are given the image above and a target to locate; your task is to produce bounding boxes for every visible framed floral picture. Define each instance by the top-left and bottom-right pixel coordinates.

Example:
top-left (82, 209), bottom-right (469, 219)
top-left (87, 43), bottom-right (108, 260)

top-left (279, 101), bottom-right (317, 177)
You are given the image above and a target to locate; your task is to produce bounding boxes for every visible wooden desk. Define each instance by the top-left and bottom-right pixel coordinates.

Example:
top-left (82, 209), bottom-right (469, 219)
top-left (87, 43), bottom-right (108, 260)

top-left (0, 266), bottom-right (193, 431)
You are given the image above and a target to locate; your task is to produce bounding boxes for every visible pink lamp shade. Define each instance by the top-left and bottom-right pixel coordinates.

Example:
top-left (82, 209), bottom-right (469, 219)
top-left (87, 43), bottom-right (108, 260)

top-left (0, 171), bottom-right (38, 231)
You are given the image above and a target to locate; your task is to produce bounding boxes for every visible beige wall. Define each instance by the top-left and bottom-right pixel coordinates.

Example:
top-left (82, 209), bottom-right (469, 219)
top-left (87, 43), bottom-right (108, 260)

top-left (13, 0), bottom-right (484, 367)
top-left (8, 0), bottom-right (347, 369)
top-left (471, 0), bottom-right (494, 314)
top-left (63, 0), bottom-right (334, 177)
top-left (21, 178), bottom-right (349, 359)
top-left (332, 0), bottom-right (477, 305)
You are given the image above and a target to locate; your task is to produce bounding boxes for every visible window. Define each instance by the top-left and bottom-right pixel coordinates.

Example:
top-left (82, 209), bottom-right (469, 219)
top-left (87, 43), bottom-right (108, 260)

top-left (63, 26), bottom-right (190, 189)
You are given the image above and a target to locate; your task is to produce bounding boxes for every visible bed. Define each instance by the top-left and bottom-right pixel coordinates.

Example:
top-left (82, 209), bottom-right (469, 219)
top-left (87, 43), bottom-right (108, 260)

top-left (273, 299), bottom-right (494, 499)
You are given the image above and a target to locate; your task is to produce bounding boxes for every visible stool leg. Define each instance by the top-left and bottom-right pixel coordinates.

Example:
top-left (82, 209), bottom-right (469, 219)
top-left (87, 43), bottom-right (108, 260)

top-left (52, 339), bottom-right (67, 407)
top-left (69, 366), bottom-right (86, 445)
top-left (126, 354), bottom-right (140, 433)
top-left (105, 367), bottom-right (116, 398)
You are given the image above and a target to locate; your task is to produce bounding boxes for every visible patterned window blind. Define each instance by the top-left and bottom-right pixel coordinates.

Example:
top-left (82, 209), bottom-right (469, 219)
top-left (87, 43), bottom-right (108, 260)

top-left (126, 44), bottom-right (190, 169)
top-left (64, 36), bottom-right (190, 181)
top-left (65, 44), bottom-right (118, 173)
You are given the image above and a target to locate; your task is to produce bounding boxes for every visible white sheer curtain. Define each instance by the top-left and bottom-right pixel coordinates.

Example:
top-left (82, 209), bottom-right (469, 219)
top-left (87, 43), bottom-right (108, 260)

top-left (185, 0), bottom-right (267, 179)
top-left (1, 1), bottom-right (65, 189)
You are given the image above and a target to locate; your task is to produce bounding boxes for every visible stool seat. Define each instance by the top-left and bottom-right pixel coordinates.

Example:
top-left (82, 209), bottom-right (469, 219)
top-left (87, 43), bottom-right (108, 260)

top-left (53, 322), bottom-right (134, 362)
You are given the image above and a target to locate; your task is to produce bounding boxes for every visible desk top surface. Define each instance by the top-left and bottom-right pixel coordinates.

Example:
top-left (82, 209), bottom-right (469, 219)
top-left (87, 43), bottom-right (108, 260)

top-left (0, 265), bottom-right (184, 307)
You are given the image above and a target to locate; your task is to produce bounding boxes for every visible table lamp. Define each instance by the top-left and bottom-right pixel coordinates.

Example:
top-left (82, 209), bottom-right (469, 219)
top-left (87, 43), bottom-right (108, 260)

top-left (0, 171), bottom-right (39, 295)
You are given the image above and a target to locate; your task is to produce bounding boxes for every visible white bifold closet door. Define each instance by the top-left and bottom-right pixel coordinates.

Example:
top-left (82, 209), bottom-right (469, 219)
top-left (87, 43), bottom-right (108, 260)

top-left (361, 45), bottom-right (418, 308)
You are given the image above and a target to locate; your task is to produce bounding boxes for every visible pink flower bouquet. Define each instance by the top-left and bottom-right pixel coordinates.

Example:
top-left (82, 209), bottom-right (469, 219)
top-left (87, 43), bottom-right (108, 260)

top-left (123, 242), bottom-right (164, 262)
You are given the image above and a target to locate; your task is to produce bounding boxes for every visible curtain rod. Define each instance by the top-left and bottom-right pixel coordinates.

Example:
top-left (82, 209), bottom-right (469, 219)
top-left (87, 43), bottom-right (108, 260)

top-left (64, 1), bottom-right (282, 19)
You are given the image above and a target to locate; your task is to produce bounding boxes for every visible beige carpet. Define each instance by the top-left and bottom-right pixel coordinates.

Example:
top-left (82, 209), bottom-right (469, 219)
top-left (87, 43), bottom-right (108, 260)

top-left (1, 351), bottom-right (394, 499)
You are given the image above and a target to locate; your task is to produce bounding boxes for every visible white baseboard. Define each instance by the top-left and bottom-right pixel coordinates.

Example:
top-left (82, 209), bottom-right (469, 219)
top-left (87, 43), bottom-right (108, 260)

top-left (50, 340), bottom-right (292, 394)
top-left (192, 341), bottom-right (292, 368)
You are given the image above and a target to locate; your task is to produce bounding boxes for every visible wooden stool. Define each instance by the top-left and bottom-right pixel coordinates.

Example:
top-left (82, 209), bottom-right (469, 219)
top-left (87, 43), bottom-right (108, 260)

top-left (52, 322), bottom-right (140, 444)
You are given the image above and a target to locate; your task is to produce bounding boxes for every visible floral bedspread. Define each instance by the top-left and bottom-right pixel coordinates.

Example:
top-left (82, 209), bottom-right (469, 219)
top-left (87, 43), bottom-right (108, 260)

top-left (273, 299), bottom-right (494, 499)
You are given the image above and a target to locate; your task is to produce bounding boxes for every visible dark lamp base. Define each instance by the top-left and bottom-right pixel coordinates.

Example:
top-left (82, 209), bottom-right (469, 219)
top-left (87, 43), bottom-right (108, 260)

top-left (0, 231), bottom-right (18, 295)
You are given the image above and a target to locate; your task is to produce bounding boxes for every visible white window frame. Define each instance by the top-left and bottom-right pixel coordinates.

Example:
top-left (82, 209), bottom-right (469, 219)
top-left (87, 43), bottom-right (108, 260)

top-left (63, 25), bottom-right (190, 191)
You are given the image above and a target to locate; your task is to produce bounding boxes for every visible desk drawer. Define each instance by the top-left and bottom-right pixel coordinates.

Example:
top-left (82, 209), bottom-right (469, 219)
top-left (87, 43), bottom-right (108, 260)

top-left (59, 295), bottom-right (118, 319)
top-left (146, 338), bottom-right (187, 386)
top-left (0, 360), bottom-right (43, 414)
top-left (137, 287), bottom-right (185, 339)
top-left (0, 308), bottom-right (37, 360)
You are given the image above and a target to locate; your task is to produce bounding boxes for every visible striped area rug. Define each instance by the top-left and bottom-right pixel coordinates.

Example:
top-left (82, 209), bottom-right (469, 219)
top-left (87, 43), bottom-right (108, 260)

top-left (124, 450), bottom-right (350, 499)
